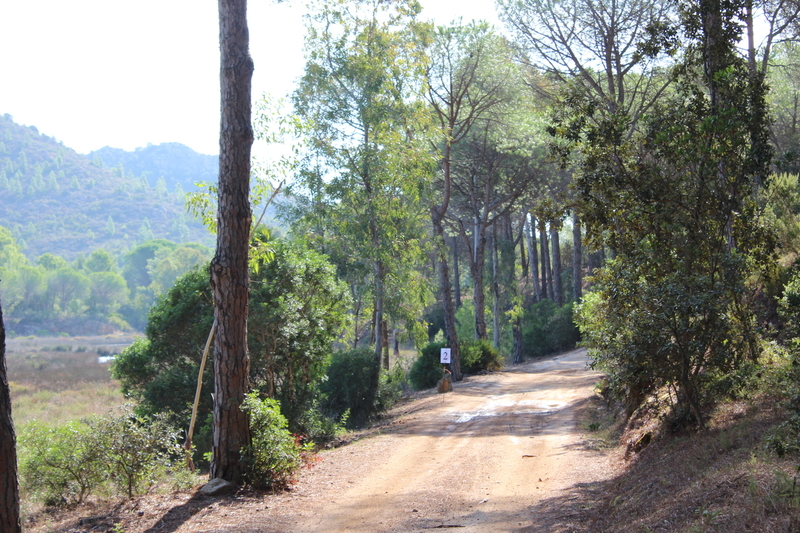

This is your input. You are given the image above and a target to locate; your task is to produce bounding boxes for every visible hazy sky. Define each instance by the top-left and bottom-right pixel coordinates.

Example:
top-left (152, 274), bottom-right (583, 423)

top-left (0, 0), bottom-right (501, 156)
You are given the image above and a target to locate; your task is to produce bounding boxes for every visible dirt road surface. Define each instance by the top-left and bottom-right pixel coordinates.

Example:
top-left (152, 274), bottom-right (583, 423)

top-left (169, 348), bottom-right (618, 533)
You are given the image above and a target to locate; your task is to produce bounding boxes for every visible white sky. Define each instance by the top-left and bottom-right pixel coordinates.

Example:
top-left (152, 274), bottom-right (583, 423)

top-left (0, 0), bottom-right (501, 157)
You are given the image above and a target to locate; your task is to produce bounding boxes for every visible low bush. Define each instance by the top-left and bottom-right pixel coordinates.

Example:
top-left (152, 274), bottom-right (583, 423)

top-left (241, 393), bottom-right (304, 489)
top-left (521, 300), bottom-right (580, 359)
top-left (409, 342), bottom-right (447, 390)
top-left (20, 421), bottom-right (105, 506)
top-left (460, 339), bottom-right (503, 374)
top-left (18, 406), bottom-right (182, 505)
top-left (320, 348), bottom-right (403, 429)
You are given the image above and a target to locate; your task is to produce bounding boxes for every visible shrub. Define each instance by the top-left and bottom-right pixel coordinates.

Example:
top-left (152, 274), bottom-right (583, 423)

top-left (320, 348), bottom-right (403, 429)
top-left (18, 407), bottom-right (182, 504)
top-left (521, 300), bottom-right (580, 359)
top-left (241, 393), bottom-right (303, 489)
top-left (460, 339), bottom-right (503, 374)
top-left (90, 408), bottom-right (182, 498)
top-left (19, 421), bottom-right (105, 506)
top-left (409, 342), bottom-right (447, 390)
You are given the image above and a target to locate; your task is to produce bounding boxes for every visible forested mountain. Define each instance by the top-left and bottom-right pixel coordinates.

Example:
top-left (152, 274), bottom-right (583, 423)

top-left (86, 142), bottom-right (218, 193)
top-left (0, 114), bottom-right (214, 260)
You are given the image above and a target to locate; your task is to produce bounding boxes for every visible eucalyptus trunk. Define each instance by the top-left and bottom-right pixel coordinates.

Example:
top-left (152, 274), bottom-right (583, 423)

top-left (210, 0), bottom-right (253, 483)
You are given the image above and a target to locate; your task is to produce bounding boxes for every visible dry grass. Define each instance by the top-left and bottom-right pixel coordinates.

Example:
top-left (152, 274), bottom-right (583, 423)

top-left (550, 392), bottom-right (800, 533)
top-left (7, 335), bottom-right (133, 426)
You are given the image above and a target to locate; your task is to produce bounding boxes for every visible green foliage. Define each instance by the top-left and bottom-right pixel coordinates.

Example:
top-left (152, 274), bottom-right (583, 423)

top-left (560, 2), bottom-right (773, 426)
top-left (249, 239), bottom-right (351, 431)
top-left (521, 300), bottom-right (580, 359)
top-left (19, 421), bottom-right (105, 506)
top-left (459, 339), bottom-right (504, 374)
top-left (91, 408), bottom-right (182, 498)
top-left (241, 393), bottom-right (304, 489)
top-left (18, 407), bottom-right (181, 504)
top-left (319, 348), bottom-right (402, 429)
top-left (111, 266), bottom-right (214, 426)
top-left (409, 342), bottom-right (448, 390)
top-left (112, 239), bottom-right (350, 451)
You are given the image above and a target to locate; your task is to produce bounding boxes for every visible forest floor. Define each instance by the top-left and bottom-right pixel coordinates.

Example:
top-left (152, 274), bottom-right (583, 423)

top-left (26, 347), bottom-right (800, 532)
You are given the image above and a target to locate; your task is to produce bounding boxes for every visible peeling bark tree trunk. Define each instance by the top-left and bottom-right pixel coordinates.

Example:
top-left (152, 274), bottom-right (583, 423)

top-left (0, 299), bottom-right (21, 533)
top-left (210, 0), bottom-right (253, 483)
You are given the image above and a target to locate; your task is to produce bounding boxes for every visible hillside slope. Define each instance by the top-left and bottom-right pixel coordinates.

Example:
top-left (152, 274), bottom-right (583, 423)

top-left (0, 114), bottom-right (213, 260)
top-left (87, 143), bottom-right (218, 192)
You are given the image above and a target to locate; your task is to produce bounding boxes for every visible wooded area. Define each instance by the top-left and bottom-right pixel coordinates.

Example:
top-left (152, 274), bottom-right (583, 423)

top-left (7, 0), bottom-right (800, 521)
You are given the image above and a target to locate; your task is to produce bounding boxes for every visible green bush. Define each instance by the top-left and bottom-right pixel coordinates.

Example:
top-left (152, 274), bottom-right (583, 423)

top-left (18, 407), bottom-right (182, 505)
top-left (320, 348), bottom-right (403, 429)
top-left (91, 408), bottom-right (182, 498)
top-left (521, 300), bottom-right (580, 359)
top-left (20, 421), bottom-right (105, 506)
top-left (241, 393), bottom-right (303, 489)
top-left (460, 339), bottom-right (503, 374)
top-left (409, 342), bottom-right (447, 390)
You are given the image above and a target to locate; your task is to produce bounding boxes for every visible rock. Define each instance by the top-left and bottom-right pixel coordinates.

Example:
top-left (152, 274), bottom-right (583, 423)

top-left (199, 478), bottom-right (237, 496)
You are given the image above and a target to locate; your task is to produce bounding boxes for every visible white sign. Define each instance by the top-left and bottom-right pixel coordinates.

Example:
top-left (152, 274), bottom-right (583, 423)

top-left (440, 348), bottom-right (451, 364)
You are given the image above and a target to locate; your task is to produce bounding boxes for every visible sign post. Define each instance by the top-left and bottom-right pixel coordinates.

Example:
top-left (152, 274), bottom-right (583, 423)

top-left (440, 347), bottom-right (451, 364)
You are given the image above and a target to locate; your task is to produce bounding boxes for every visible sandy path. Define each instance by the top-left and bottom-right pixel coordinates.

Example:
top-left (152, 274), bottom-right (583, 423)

top-left (186, 348), bottom-right (614, 533)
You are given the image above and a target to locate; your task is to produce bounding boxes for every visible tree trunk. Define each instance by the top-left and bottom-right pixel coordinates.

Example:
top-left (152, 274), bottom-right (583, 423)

top-left (528, 215), bottom-right (541, 301)
top-left (539, 219), bottom-right (551, 300)
top-left (452, 236), bottom-right (461, 309)
top-left (470, 219), bottom-right (489, 340)
top-left (492, 226), bottom-right (500, 349)
top-left (551, 222), bottom-right (563, 306)
top-left (572, 211), bottom-right (582, 302)
top-left (0, 299), bottom-right (21, 533)
top-left (210, 0), bottom-right (253, 483)
top-left (512, 316), bottom-right (524, 364)
top-left (433, 213), bottom-right (462, 380)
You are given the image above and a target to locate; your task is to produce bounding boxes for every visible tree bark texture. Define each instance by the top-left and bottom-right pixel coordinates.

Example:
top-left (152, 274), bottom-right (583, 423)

top-left (572, 212), bottom-right (583, 302)
top-left (211, 0), bottom-right (253, 483)
top-left (551, 223), bottom-right (563, 306)
top-left (0, 299), bottom-right (21, 533)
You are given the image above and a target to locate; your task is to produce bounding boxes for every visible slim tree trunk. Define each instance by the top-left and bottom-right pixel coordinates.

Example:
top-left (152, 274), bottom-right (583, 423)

top-left (539, 219), bottom-right (551, 300)
top-left (0, 300), bottom-right (21, 533)
top-left (528, 215), bottom-right (541, 301)
top-left (492, 226), bottom-right (500, 349)
top-left (572, 211), bottom-right (582, 302)
top-left (470, 219), bottom-right (489, 340)
top-left (551, 222), bottom-right (563, 306)
top-left (210, 0), bottom-right (253, 483)
top-left (452, 236), bottom-right (462, 309)
top-left (433, 213), bottom-right (462, 380)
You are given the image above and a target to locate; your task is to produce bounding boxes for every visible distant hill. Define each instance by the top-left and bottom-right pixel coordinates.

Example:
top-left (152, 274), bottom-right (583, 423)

top-left (87, 143), bottom-right (218, 192)
top-left (0, 113), bottom-right (214, 260)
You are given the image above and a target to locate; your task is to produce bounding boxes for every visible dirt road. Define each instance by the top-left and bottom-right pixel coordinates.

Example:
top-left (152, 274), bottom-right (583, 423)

top-left (185, 348), bottom-right (617, 533)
